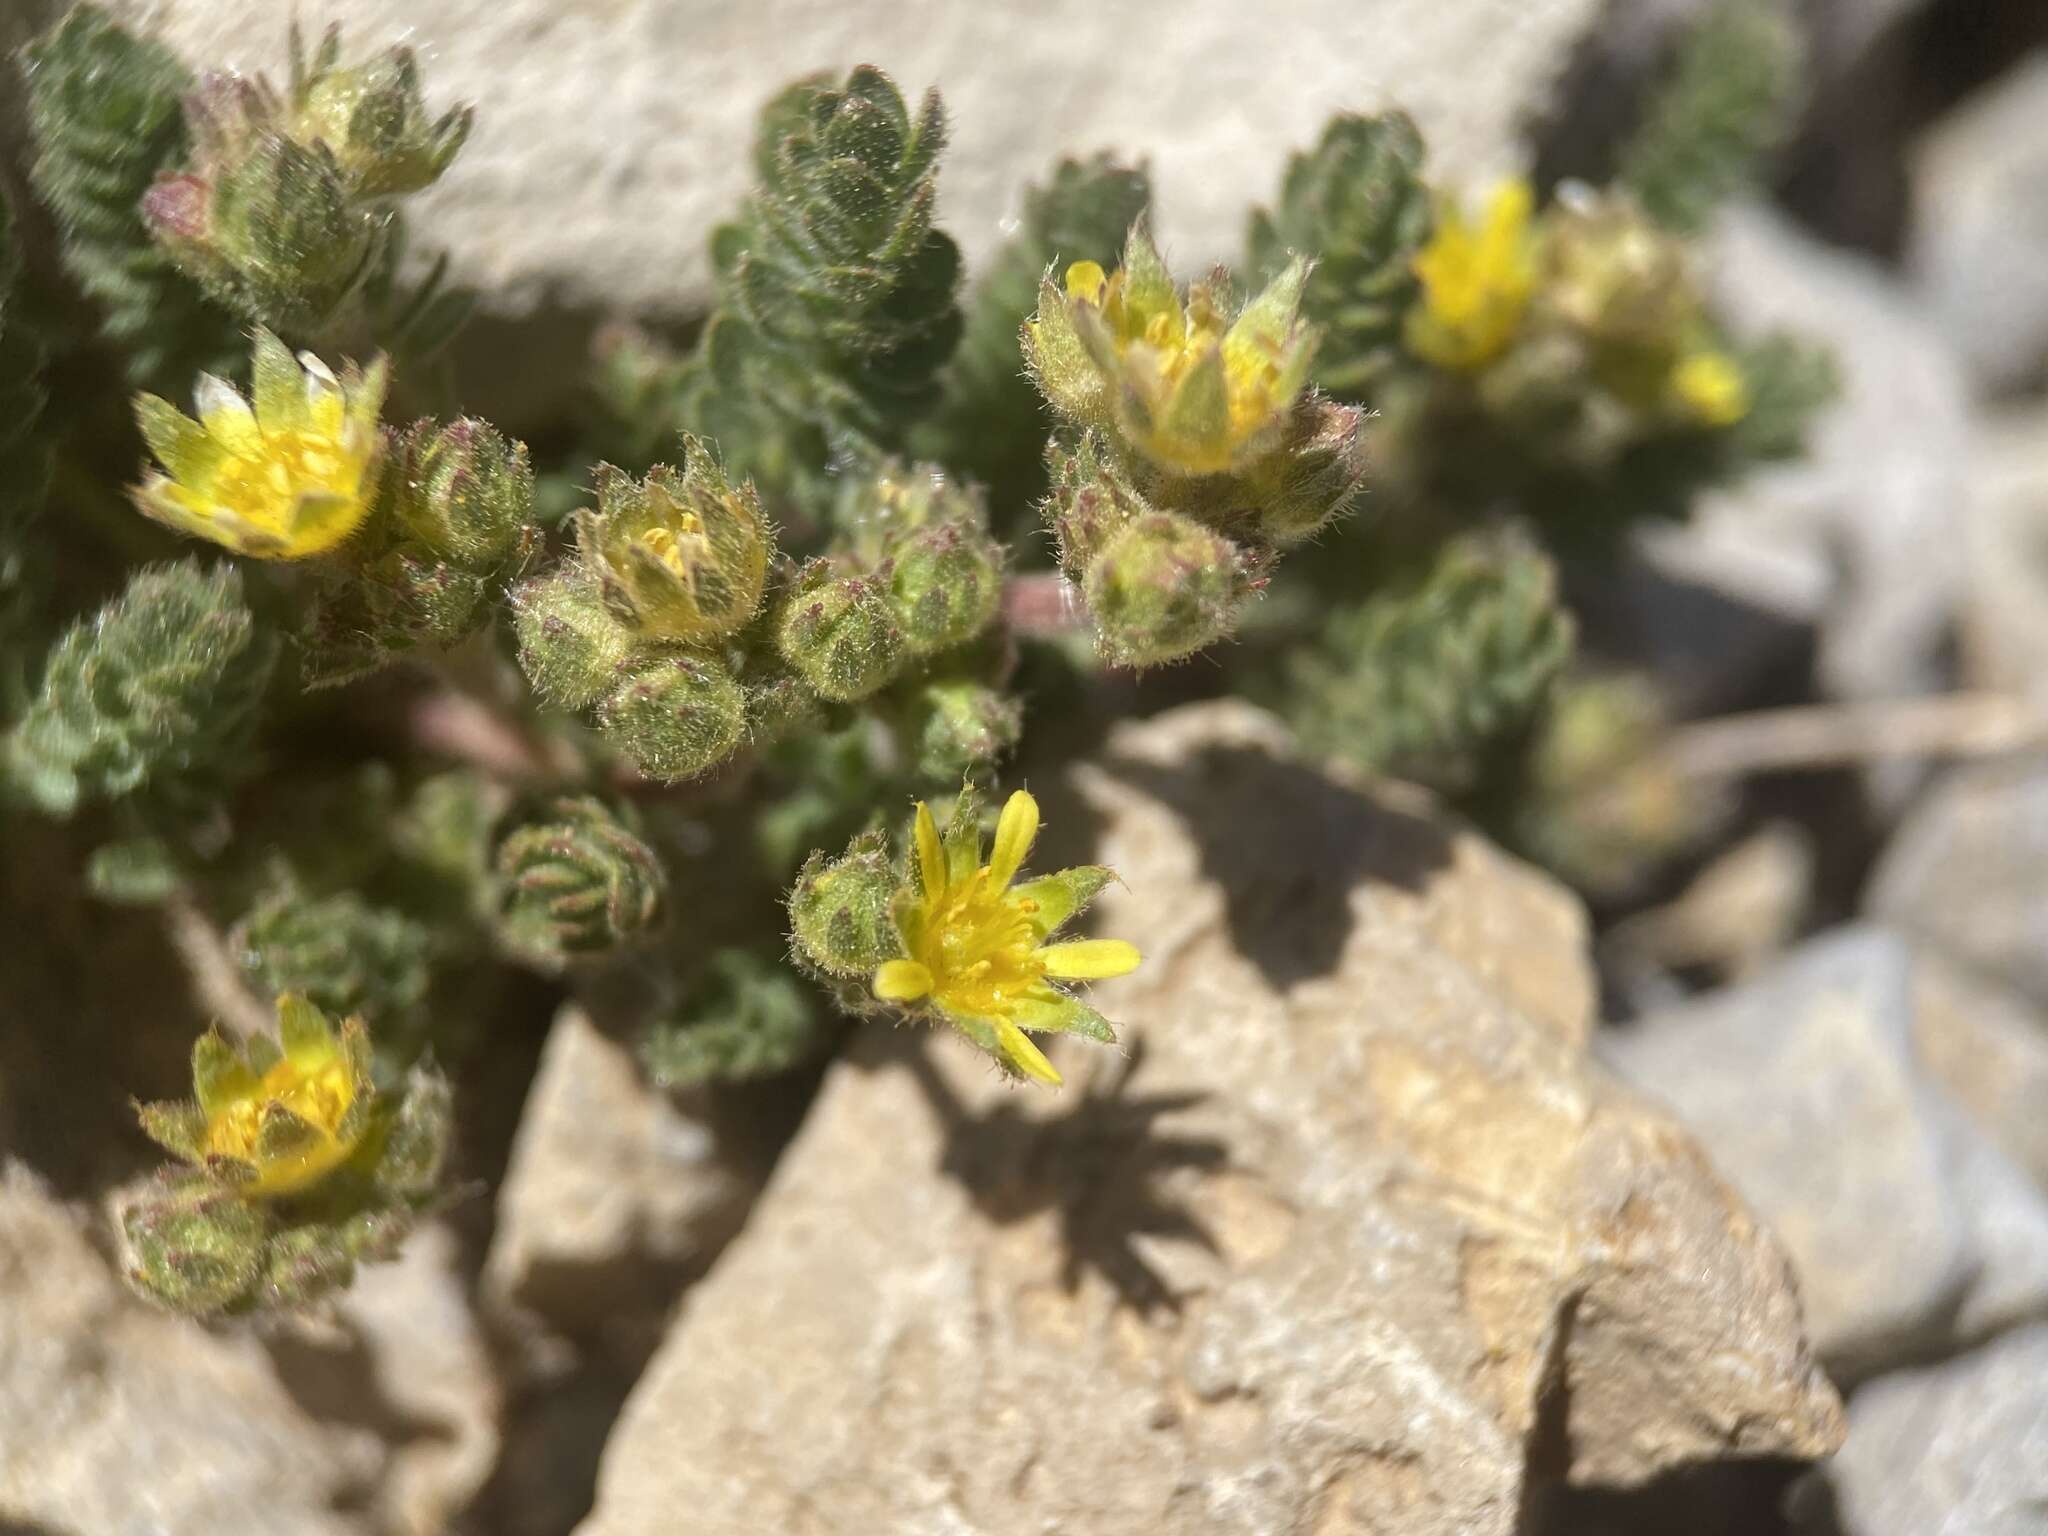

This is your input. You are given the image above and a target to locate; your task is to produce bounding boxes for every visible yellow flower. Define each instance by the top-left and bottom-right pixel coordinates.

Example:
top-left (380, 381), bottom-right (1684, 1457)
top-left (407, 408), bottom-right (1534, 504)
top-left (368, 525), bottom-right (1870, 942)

top-left (1026, 223), bottom-right (1317, 477)
top-left (1670, 349), bottom-right (1750, 427)
top-left (137, 994), bottom-right (374, 1198)
top-left (1405, 181), bottom-right (1539, 372)
top-left (132, 328), bottom-right (388, 559)
top-left (873, 789), bottom-right (1141, 1086)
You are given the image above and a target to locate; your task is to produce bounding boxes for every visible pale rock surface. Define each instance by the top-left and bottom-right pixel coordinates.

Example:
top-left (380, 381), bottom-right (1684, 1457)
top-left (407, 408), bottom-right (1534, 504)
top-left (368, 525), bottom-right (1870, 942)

top-left (1912, 946), bottom-right (2048, 1193)
top-left (1910, 53), bottom-right (2048, 396)
top-left (483, 1003), bottom-right (787, 1343)
top-left (1959, 403), bottom-right (2048, 698)
top-left (1821, 1322), bottom-right (2048, 1536)
top-left (577, 701), bottom-right (1841, 1536)
top-left (325, 1223), bottom-right (501, 1536)
top-left (0, 1161), bottom-right (377, 1536)
top-left (1869, 757), bottom-right (2048, 1007)
top-left (1604, 925), bottom-right (2048, 1380)
top-left (102, 0), bottom-right (1600, 318)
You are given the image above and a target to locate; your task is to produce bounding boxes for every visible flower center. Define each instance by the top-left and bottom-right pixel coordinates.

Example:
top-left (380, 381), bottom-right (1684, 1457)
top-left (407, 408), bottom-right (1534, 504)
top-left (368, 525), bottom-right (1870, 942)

top-left (921, 872), bottom-right (1047, 1017)
top-left (210, 428), bottom-right (361, 531)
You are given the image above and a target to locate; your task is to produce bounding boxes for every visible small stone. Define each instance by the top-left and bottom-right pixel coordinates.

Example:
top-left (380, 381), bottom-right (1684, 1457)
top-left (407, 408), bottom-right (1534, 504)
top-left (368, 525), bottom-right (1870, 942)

top-left (482, 1004), bottom-right (795, 1346)
top-left (1869, 756), bottom-right (2048, 1007)
top-left (1909, 53), bottom-right (2048, 396)
top-left (1912, 947), bottom-right (2048, 1193)
top-left (1604, 924), bottom-right (2048, 1378)
top-left (0, 1162), bottom-right (376, 1535)
top-left (1817, 1322), bottom-right (2048, 1536)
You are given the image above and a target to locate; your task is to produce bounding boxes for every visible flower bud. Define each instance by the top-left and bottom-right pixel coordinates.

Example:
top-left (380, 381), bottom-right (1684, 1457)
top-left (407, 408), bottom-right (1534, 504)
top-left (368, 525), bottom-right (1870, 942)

top-left (493, 794), bottom-right (667, 968)
top-left (121, 1169), bottom-right (269, 1316)
top-left (908, 679), bottom-right (1022, 779)
top-left (1028, 221), bottom-right (1318, 478)
top-left (776, 560), bottom-right (905, 703)
top-left (788, 830), bottom-right (900, 978)
top-left (388, 417), bottom-right (536, 572)
top-left (1042, 432), bottom-right (1147, 577)
top-left (1083, 510), bottom-right (1253, 669)
top-left (576, 443), bottom-right (772, 644)
top-left (599, 652), bottom-right (747, 782)
top-left (512, 567), bottom-right (635, 710)
top-left (1235, 394), bottom-right (1370, 545)
top-left (147, 75), bottom-right (381, 330)
top-left (288, 25), bottom-right (473, 199)
top-left (886, 521), bottom-right (1002, 657)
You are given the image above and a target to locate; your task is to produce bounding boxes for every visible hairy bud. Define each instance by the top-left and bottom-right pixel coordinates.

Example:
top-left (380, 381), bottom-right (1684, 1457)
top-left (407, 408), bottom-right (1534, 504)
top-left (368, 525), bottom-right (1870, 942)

top-left (908, 679), bottom-right (1023, 779)
top-left (512, 567), bottom-right (635, 710)
top-left (287, 23), bottom-right (473, 199)
top-left (1083, 511), bottom-right (1253, 670)
top-left (776, 560), bottom-right (905, 702)
top-left (493, 794), bottom-right (667, 967)
top-left (576, 441), bottom-right (772, 643)
top-left (788, 830), bottom-right (900, 979)
top-left (599, 652), bottom-right (747, 781)
top-left (886, 520), bottom-right (1003, 657)
top-left (146, 73), bottom-right (381, 330)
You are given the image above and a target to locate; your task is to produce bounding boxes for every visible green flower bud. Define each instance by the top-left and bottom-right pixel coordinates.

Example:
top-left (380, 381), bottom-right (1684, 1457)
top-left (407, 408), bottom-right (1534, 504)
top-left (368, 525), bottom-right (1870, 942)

top-left (886, 521), bottom-right (1003, 656)
top-left (576, 443), bottom-right (772, 644)
top-left (259, 1221), bottom-right (360, 1309)
top-left (373, 1061), bottom-right (454, 1199)
top-left (743, 666), bottom-right (824, 748)
top-left (599, 652), bottom-right (747, 782)
top-left (908, 680), bottom-right (1022, 780)
top-left (145, 75), bottom-right (381, 331)
top-left (1083, 510), bottom-right (1253, 669)
top-left (776, 560), bottom-right (905, 703)
top-left (287, 24), bottom-right (473, 199)
top-left (121, 1169), bottom-right (269, 1316)
top-left (1028, 222), bottom-right (1318, 477)
top-left (789, 830), bottom-right (900, 978)
top-left (388, 417), bottom-right (536, 572)
top-left (512, 567), bottom-right (635, 710)
top-left (1043, 431), bottom-right (1148, 577)
top-left (493, 794), bottom-right (667, 967)
top-left (1226, 395), bottom-right (1370, 546)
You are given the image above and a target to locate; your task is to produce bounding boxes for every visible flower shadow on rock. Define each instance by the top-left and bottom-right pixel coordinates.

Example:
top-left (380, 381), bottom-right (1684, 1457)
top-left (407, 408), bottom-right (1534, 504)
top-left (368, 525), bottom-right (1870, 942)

top-left (1098, 743), bottom-right (1456, 988)
top-left (907, 1036), bottom-right (1225, 1317)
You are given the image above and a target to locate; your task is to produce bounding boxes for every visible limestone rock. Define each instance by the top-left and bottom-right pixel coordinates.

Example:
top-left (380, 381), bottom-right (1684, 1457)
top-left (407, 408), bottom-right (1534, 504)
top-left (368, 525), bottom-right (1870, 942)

top-left (1604, 925), bottom-right (2048, 1379)
top-left (0, 1161), bottom-right (376, 1535)
top-left (1869, 757), bottom-right (2048, 1007)
top-left (1910, 54), bottom-right (2048, 396)
top-left (325, 1224), bottom-right (501, 1536)
top-left (103, 0), bottom-right (1600, 324)
top-left (1912, 946), bottom-right (2048, 1193)
top-left (1960, 403), bottom-right (2048, 699)
top-left (483, 1003), bottom-right (795, 1348)
top-left (578, 701), bottom-right (1841, 1536)
top-left (1819, 1322), bottom-right (2048, 1536)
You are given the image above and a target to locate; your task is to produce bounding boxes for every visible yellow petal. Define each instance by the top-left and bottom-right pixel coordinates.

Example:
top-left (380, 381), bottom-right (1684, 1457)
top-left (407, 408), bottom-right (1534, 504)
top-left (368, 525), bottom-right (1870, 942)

top-left (987, 789), bottom-right (1039, 892)
top-left (913, 802), bottom-right (946, 904)
top-left (1038, 938), bottom-right (1141, 981)
top-left (193, 373), bottom-right (260, 458)
top-left (874, 959), bottom-right (934, 1003)
top-left (1064, 259), bottom-right (1107, 303)
top-left (991, 1016), bottom-right (1062, 1087)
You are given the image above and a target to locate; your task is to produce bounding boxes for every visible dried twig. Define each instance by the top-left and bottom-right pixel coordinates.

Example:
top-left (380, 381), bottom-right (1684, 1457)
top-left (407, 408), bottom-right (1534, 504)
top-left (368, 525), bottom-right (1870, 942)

top-left (1668, 691), bottom-right (2048, 779)
top-left (163, 892), bottom-right (271, 1041)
